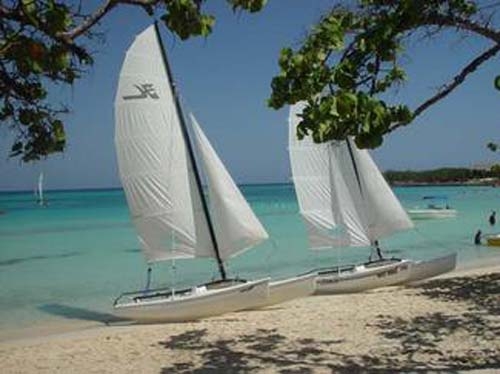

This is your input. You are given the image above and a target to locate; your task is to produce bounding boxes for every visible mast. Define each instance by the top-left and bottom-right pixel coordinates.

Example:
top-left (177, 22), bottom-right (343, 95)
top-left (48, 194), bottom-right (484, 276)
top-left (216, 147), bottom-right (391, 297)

top-left (153, 22), bottom-right (227, 280)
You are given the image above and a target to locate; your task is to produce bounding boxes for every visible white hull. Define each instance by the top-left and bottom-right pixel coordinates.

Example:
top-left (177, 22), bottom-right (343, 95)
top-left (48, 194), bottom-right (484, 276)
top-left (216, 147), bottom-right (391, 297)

top-left (407, 209), bottom-right (457, 219)
top-left (249, 273), bottom-right (316, 309)
top-left (314, 259), bottom-right (413, 295)
top-left (405, 253), bottom-right (457, 285)
top-left (114, 278), bottom-right (269, 322)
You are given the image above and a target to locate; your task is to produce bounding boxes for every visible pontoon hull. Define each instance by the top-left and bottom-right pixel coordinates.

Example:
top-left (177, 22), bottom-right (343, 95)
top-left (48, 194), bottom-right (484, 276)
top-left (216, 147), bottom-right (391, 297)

top-left (405, 253), bottom-right (457, 285)
top-left (314, 259), bottom-right (412, 295)
top-left (249, 273), bottom-right (316, 309)
top-left (113, 278), bottom-right (269, 322)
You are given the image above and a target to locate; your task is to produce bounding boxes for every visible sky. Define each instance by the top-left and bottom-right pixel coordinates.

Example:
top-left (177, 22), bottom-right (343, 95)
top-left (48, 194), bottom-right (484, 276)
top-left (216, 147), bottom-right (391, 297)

top-left (1, 1), bottom-right (499, 191)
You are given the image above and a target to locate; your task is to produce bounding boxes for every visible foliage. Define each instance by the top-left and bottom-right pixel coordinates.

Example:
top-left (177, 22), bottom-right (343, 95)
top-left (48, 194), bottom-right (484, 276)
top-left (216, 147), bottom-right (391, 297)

top-left (269, 0), bottom-right (500, 150)
top-left (1, 0), bottom-right (267, 162)
top-left (384, 167), bottom-right (498, 185)
top-left (490, 163), bottom-right (500, 176)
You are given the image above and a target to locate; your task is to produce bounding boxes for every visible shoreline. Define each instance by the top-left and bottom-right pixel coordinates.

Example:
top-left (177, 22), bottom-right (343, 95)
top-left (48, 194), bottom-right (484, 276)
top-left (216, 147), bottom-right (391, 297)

top-left (1, 255), bottom-right (499, 345)
top-left (1, 263), bottom-right (499, 372)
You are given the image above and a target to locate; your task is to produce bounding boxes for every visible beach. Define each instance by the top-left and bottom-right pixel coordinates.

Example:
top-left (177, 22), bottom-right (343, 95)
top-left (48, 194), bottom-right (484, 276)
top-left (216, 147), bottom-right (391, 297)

top-left (1, 264), bottom-right (499, 373)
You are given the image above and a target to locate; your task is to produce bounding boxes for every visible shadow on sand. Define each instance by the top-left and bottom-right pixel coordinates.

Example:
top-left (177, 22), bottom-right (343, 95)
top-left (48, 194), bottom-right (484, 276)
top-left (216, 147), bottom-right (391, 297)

top-left (416, 272), bottom-right (500, 315)
top-left (158, 273), bottom-right (500, 373)
top-left (367, 272), bottom-right (500, 371)
top-left (159, 328), bottom-right (346, 374)
top-left (38, 304), bottom-right (129, 324)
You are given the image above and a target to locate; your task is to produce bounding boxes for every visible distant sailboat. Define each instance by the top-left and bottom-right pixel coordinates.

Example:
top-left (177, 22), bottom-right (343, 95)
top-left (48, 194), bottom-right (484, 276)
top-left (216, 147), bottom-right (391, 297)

top-left (112, 24), bottom-right (312, 322)
top-left (35, 172), bottom-right (47, 206)
top-left (288, 102), bottom-right (456, 293)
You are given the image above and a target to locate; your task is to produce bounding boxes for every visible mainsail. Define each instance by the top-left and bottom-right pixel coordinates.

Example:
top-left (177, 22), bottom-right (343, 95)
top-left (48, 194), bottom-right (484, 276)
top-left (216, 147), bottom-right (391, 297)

top-left (115, 25), bottom-right (268, 266)
top-left (115, 25), bottom-right (213, 262)
top-left (289, 102), bottom-right (413, 249)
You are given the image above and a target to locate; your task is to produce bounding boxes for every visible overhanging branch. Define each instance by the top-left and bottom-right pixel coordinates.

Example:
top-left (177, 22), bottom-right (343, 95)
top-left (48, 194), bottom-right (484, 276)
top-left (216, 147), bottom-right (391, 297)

top-left (59, 0), bottom-right (161, 41)
top-left (389, 42), bottom-right (500, 133)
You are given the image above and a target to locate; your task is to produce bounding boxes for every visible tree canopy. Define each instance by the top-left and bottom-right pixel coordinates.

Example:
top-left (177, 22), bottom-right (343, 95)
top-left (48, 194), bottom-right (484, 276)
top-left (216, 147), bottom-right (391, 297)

top-left (2, 1), bottom-right (499, 162)
top-left (0, 0), bottom-right (266, 162)
top-left (269, 0), bottom-right (500, 149)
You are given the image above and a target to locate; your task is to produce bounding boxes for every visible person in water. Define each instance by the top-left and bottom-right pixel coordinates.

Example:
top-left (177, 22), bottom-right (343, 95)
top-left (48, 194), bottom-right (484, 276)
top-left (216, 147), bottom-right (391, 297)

top-left (474, 229), bottom-right (482, 245)
top-left (489, 211), bottom-right (496, 226)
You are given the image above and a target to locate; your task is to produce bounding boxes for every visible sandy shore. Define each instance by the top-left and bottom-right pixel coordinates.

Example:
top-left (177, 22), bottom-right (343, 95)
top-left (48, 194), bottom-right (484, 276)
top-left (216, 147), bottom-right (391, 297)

top-left (1, 265), bottom-right (499, 373)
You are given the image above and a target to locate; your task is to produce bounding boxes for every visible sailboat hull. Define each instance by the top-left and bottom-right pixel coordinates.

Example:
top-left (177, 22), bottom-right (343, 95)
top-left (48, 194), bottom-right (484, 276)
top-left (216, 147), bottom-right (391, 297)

top-left (314, 259), bottom-right (413, 294)
top-left (404, 253), bottom-right (457, 285)
top-left (113, 278), bottom-right (269, 322)
top-left (247, 273), bottom-right (316, 310)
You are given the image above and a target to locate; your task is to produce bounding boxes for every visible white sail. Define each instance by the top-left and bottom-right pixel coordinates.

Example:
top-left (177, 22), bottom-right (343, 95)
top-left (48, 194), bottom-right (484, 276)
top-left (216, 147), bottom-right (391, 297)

top-left (288, 102), bottom-right (413, 249)
top-left (345, 139), bottom-right (414, 240)
top-left (114, 25), bottom-right (214, 263)
top-left (190, 114), bottom-right (269, 260)
top-left (288, 102), bottom-right (346, 249)
top-left (327, 142), bottom-right (371, 246)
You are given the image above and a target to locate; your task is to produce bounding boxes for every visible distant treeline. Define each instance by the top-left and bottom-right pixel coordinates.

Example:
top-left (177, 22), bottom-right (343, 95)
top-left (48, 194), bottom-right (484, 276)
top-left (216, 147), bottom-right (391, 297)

top-left (384, 167), bottom-right (500, 185)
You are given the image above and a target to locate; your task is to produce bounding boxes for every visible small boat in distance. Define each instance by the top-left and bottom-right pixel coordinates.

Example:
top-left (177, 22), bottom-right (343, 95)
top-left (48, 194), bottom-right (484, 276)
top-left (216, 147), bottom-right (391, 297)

top-left (407, 196), bottom-right (457, 219)
top-left (288, 102), bottom-right (457, 294)
top-left (484, 233), bottom-right (500, 247)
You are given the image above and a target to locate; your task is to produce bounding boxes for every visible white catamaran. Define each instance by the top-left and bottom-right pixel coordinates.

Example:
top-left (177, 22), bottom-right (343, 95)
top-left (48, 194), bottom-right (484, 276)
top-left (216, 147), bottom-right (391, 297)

top-left (112, 24), bottom-right (274, 322)
top-left (289, 102), bottom-right (456, 294)
top-left (113, 24), bottom-right (313, 322)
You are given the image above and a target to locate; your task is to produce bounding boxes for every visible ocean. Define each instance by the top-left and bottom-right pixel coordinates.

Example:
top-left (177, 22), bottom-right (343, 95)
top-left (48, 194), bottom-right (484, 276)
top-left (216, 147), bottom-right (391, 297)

top-left (1, 184), bottom-right (500, 339)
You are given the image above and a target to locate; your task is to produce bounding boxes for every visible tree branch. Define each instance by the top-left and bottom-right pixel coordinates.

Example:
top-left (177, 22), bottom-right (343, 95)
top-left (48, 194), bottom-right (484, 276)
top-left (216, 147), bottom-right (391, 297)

top-left (59, 0), bottom-right (161, 41)
top-left (389, 42), bottom-right (500, 133)
top-left (427, 13), bottom-right (500, 43)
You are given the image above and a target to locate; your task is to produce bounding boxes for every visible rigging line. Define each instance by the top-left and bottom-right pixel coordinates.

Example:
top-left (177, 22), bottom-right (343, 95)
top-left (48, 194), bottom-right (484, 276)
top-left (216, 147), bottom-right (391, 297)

top-left (154, 22), bottom-right (227, 280)
top-left (263, 238), bottom-right (279, 276)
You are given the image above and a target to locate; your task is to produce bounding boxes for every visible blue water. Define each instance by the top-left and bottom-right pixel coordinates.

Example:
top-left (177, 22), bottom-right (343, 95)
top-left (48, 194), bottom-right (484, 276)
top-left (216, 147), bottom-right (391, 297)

top-left (1, 184), bottom-right (500, 337)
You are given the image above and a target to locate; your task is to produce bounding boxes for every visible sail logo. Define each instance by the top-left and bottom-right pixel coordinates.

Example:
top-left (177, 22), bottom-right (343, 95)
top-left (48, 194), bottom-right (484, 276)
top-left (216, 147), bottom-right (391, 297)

top-left (123, 84), bottom-right (159, 100)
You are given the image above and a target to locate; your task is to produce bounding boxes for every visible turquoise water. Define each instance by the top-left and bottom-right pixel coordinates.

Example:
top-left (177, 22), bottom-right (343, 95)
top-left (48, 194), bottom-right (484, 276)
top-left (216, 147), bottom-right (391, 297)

top-left (1, 184), bottom-right (500, 337)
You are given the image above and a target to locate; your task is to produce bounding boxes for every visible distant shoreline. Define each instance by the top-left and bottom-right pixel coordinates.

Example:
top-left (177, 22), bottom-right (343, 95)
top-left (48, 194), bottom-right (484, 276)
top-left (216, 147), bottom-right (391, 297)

top-left (0, 182), bottom-right (292, 194)
top-left (391, 179), bottom-right (499, 187)
top-left (0, 179), bottom-right (498, 194)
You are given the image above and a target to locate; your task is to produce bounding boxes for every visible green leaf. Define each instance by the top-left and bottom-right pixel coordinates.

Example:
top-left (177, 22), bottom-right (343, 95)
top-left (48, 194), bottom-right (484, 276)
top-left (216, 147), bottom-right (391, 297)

top-left (495, 75), bottom-right (500, 91)
top-left (52, 120), bottom-right (65, 142)
top-left (21, 0), bottom-right (39, 26)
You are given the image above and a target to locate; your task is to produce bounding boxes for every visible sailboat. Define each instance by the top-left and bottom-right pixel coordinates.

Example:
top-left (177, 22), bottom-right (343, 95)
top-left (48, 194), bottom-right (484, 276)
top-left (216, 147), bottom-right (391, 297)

top-left (113, 24), bottom-right (313, 322)
top-left (35, 172), bottom-right (46, 206)
top-left (288, 102), bottom-right (456, 294)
